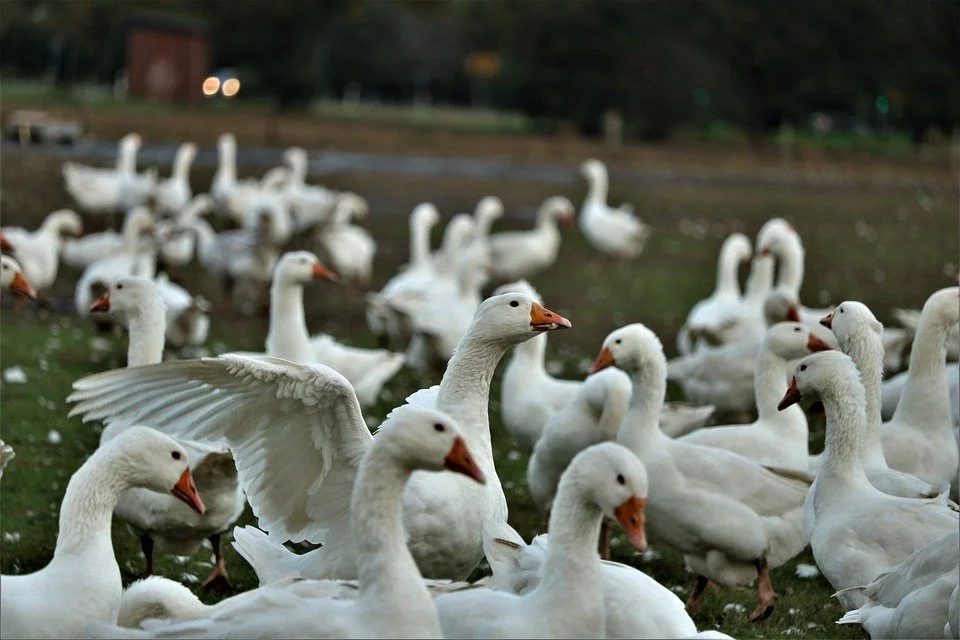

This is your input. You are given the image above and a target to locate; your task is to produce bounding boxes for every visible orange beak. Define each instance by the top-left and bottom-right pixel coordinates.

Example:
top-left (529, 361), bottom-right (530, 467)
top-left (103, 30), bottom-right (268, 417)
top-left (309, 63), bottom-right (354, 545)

top-left (560, 214), bottom-right (575, 230)
top-left (614, 495), bottom-right (647, 552)
top-left (742, 255), bottom-right (753, 267)
top-left (778, 376), bottom-right (802, 411)
top-left (443, 436), bottom-right (486, 484)
top-left (73, 226), bottom-right (84, 238)
top-left (756, 247), bottom-right (772, 257)
top-left (171, 467), bottom-right (205, 515)
top-left (530, 302), bottom-right (572, 332)
top-left (312, 262), bottom-right (337, 281)
top-left (807, 332), bottom-right (833, 352)
top-left (10, 272), bottom-right (37, 300)
top-left (90, 292), bottom-right (111, 313)
top-left (786, 305), bottom-right (801, 322)
top-left (820, 312), bottom-right (834, 329)
top-left (0, 233), bottom-right (12, 251)
top-left (589, 346), bottom-right (615, 373)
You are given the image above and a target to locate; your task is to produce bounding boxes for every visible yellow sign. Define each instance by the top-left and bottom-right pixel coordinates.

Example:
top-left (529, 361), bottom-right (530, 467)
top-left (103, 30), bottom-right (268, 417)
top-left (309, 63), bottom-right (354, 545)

top-left (465, 52), bottom-right (502, 79)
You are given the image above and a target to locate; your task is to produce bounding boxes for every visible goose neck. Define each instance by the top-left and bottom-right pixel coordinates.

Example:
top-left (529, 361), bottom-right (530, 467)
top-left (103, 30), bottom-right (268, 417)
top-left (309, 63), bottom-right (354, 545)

top-left (534, 476), bottom-right (605, 610)
top-left (820, 375), bottom-right (870, 480)
top-left (715, 246), bottom-right (744, 297)
top-left (54, 450), bottom-right (129, 558)
top-left (618, 361), bottom-right (667, 451)
top-left (173, 150), bottom-right (194, 181)
top-left (774, 236), bottom-right (804, 293)
top-left (892, 312), bottom-right (952, 425)
top-left (410, 217), bottom-right (434, 270)
top-left (840, 330), bottom-right (886, 461)
top-left (125, 303), bottom-right (167, 367)
top-left (744, 255), bottom-right (775, 302)
top-left (585, 171), bottom-right (608, 205)
top-left (436, 335), bottom-right (507, 451)
top-left (266, 280), bottom-right (312, 361)
top-left (754, 348), bottom-right (796, 422)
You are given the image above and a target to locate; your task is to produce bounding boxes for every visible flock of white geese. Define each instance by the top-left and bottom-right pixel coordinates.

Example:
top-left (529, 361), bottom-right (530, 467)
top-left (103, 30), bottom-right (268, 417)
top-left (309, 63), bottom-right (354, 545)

top-left (0, 132), bottom-right (957, 639)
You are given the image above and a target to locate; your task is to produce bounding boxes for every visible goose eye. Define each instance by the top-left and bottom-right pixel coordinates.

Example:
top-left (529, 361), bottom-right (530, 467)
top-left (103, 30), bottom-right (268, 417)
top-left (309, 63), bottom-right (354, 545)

top-left (614, 339), bottom-right (622, 344)
top-left (616, 474), bottom-right (625, 485)
top-left (509, 300), bottom-right (519, 307)
top-left (800, 364), bottom-right (807, 372)
top-left (839, 307), bottom-right (844, 313)
top-left (794, 327), bottom-right (801, 332)
top-left (171, 451), bottom-right (181, 460)
top-left (116, 283), bottom-right (123, 290)
top-left (433, 423), bottom-right (445, 432)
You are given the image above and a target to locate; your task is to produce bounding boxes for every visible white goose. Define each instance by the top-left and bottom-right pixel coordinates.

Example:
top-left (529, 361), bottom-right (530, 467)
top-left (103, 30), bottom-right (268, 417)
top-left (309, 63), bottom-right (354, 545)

top-left (69, 292), bottom-right (571, 583)
top-left (155, 195), bottom-right (214, 268)
top-left (579, 159), bottom-right (650, 259)
top-left (152, 272), bottom-right (211, 354)
top-left (435, 442), bottom-right (649, 639)
top-left (366, 203), bottom-right (441, 349)
top-left (835, 531), bottom-right (959, 639)
top-left (209, 133), bottom-right (265, 225)
top-left (591, 324), bottom-right (811, 621)
top-left (62, 133), bottom-right (157, 216)
top-left (317, 193), bottom-right (376, 285)
top-left (462, 196), bottom-right (503, 285)
top-left (527, 368), bottom-right (632, 515)
top-left (818, 300), bottom-right (953, 500)
top-left (154, 143), bottom-right (196, 217)
top-left (90, 406), bottom-right (486, 639)
top-left (88, 277), bottom-right (243, 589)
top-left (778, 350), bottom-right (958, 610)
top-left (679, 322), bottom-right (832, 469)
top-left (676, 232), bottom-right (752, 355)
top-left (265, 251), bottom-right (404, 408)
top-left (1, 209), bottom-right (82, 293)
top-left (481, 531), bottom-right (725, 639)
top-left (0, 426), bottom-right (204, 639)
top-left (75, 207), bottom-right (156, 319)
top-left (488, 196), bottom-right (574, 282)
top-left (282, 146), bottom-right (338, 232)
top-left (872, 287), bottom-right (959, 488)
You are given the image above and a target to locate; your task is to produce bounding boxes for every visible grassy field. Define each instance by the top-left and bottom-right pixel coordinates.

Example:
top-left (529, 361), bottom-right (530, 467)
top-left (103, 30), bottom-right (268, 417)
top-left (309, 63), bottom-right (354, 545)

top-left (0, 135), bottom-right (956, 638)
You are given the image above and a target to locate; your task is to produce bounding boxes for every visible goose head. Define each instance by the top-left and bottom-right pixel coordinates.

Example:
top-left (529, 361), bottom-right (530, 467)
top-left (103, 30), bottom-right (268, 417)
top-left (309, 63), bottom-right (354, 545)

top-left (411, 203), bottom-right (440, 228)
top-left (539, 195), bottom-right (575, 229)
top-left (820, 300), bottom-right (882, 341)
top-left (722, 232), bottom-right (753, 267)
top-left (589, 323), bottom-right (663, 375)
top-left (107, 425), bottom-right (205, 514)
top-left (283, 147), bottom-right (308, 171)
top-left (89, 276), bottom-right (163, 318)
top-left (580, 158), bottom-right (607, 182)
top-left (764, 321), bottom-right (833, 360)
top-left (120, 133), bottom-right (143, 154)
top-left (919, 286), bottom-right (960, 328)
top-left (567, 442), bottom-right (648, 551)
top-left (763, 286), bottom-right (801, 324)
top-left (755, 217), bottom-right (798, 257)
top-left (124, 207), bottom-right (156, 239)
top-left (379, 405), bottom-right (485, 484)
top-left (335, 192), bottom-right (369, 222)
top-left (46, 209), bottom-right (84, 239)
top-left (474, 196), bottom-right (504, 228)
top-left (174, 142), bottom-right (197, 167)
top-left (218, 133), bottom-right (236, 155)
top-left (274, 251), bottom-right (337, 285)
top-left (778, 350), bottom-right (861, 412)
top-left (469, 292), bottom-right (571, 344)
top-left (1, 255), bottom-right (37, 299)
top-left (441, 214), bottom-right (477, 255)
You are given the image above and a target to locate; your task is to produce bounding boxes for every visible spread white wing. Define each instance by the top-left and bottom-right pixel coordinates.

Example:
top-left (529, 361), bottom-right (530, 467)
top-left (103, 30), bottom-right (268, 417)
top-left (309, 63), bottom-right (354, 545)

top-left (68, 353), bottom-right (372, 545)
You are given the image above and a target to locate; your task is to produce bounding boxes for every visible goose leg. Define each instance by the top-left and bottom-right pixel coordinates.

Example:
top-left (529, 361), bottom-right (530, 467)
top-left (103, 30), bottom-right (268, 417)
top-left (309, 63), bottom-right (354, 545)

top-left (599, 517), bottom-right (612, 560)
top-left (685, 574), bottom-right (709, 614)
top-left (140, 533), bottom-right (155, 577)
top-left (202, 533), bottom-right (232, 593)
top-left (748, 556), bottom-right (777, 622)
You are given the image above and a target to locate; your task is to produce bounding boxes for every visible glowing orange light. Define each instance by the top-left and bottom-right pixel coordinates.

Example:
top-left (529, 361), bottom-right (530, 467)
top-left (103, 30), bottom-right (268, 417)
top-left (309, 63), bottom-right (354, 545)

top-left (202, 77), bottom-right (220, 97)
top-left (221, 78), bottom-right (240, 98)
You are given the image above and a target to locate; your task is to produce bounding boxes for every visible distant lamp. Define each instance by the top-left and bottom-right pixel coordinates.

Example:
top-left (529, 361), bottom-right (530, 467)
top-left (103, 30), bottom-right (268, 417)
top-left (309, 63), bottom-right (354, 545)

top-left (202, 76), bottom-right (220, 97)
top-left (221, 78), bottom-right (240, 98)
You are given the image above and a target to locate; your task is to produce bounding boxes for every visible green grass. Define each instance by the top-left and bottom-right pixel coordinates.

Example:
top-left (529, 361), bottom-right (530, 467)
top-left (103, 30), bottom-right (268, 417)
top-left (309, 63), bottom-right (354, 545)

top-left (2, 149), bottom-right (955, 637)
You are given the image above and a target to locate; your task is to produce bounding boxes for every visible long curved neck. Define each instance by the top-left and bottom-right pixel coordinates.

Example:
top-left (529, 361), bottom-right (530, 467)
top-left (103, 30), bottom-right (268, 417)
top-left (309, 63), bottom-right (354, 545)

top-left (125, 302), bottom-right (167, 367)
top-left (265, 280), bottom-right (312, 361)
top-left (54, 449), bottom-right (128, 558)
top-left (754, 349), bottom-right (797, 422)
top-left (410, 216), bottom-right (434, 269)
top-left (217, 143), bottom-right (236, 184)
top-left (893, 312), bottom-right (952, 426)
top-left (511, 333), bottom-right (548, 372)
top-left (596, 383), bottom-right (631, 440)
top-left (820, 376), bottom-right (869, 480)
top-left (289, 156), bottom-right (307, 185)
top-left (840, 329), bottom-right (886, 463)
top-left (40, 215), bottom-right (67, 238)
top-left (436, 335), bottom-right (508, 458)
top-left (123, 222), bottom-right (146, 253)
top-left (585, 171), bottom-right (608, 205)
top-left (618, 360), bottom-right (667, 450)
top-left (715, 244), bottom-right (744, 296)
top-left (351, 446), bottom-right (437, 631)
top-left (118, 143), bottom-right (138, 174)
top-left (534, 477), bottom-right (604, 609)
top-left (173, 150), bottom-right (194, 181)
top-left (745, 255), bottom-right (775, 302)
top-left (775, 236), bottom-right (804, 293)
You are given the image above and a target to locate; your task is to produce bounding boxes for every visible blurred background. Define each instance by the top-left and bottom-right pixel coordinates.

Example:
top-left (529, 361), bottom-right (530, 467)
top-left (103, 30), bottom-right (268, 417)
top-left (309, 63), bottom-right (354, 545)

top-left (2, 0), bottom-right (959, 154)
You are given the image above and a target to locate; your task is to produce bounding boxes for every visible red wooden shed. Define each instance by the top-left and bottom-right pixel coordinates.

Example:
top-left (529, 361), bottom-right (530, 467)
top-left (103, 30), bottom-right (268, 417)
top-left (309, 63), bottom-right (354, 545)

top-left (126, 14), bottom-right (210, 105)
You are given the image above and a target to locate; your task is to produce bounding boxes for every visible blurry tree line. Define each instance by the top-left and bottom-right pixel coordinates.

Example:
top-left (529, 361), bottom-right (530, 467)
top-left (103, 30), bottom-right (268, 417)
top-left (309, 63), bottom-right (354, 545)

top-left (1, 0), bottom-right (957, 142)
